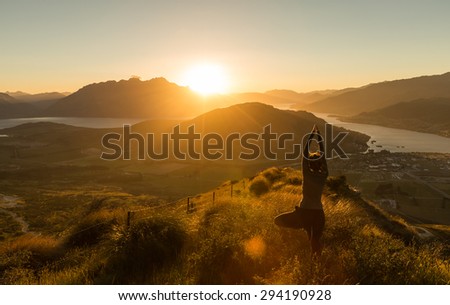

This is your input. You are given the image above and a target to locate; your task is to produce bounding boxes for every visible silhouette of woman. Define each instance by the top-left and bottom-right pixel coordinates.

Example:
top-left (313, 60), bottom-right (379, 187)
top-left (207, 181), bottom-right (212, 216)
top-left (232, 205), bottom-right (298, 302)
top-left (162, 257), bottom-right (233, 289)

top-left (274, 125), bottom-right (328, 257)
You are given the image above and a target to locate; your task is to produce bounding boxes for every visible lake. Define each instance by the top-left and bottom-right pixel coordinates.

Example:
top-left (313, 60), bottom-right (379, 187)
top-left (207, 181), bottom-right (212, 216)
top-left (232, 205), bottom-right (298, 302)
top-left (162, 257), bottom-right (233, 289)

top-left (314, 113), bottom-right (450, 154)
top-left (0, 117), bottom-right (145, 129)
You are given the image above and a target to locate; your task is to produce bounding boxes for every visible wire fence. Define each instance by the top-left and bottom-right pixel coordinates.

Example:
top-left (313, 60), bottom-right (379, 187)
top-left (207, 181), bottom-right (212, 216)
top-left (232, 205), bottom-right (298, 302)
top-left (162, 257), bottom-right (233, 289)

top-left (129, 181), bottom-right (248, 224)
top-left (66, 170), bottom-right (306, 239)
top-left (66, 180), bottom-right (247, 238)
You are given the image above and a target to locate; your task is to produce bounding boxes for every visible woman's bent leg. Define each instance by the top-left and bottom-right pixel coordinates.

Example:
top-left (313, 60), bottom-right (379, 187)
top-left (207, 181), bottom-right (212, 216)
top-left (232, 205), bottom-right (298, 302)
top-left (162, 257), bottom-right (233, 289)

top-left (311, 210), bottom-right (325, 257)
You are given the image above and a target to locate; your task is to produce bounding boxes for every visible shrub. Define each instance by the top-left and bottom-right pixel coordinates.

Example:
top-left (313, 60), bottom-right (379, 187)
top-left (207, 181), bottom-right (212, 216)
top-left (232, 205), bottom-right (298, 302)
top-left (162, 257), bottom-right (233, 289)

top-left (261, 167), bottom-right (284, 184)
top-left (249, 176), bottom-right (270, 196)
top-left (288, 177), bottom-right (302, 186)
top-left (103, 216), bottom-right (186, 284)
top-left (326, 175), bottom-right (353, 196)
top-left (64, 210), bottom-right (121, 248)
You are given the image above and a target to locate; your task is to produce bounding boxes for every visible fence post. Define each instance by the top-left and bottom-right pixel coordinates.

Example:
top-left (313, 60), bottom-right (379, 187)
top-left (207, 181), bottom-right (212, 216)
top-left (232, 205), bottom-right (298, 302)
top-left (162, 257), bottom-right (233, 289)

top-left (213, 192), bottom-right (215, 204)
top-left (127, 211), bottom-right (132, 228)
top-left (231, 184), bottom-right (233, 198)
top-left (187, 197), bottom-right (190, 213)
top-left (442, 197), bottom-right (449, 209)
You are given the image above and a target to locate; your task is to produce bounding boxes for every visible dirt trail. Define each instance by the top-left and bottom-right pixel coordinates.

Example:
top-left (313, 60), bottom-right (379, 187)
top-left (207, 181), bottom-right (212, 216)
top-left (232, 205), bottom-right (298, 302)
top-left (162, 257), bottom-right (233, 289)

top-left (0, 194), bottom-right (30, 233)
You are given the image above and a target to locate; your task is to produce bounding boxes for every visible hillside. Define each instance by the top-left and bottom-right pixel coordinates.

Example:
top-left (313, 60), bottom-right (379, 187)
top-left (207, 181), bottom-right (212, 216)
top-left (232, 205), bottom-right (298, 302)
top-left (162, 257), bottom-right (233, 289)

top-left (343, 98), bottom-right (450, 138)
top-left (1, 167), bottom-right (448, 284)
top-left (135, 102), bottom-right (370, 158)
top-left (298, 72), bottom-right (450, 115)
top-left (0, 103), bottom-right (369, 165)
top-left (0, 122), bottom-right (111, 163)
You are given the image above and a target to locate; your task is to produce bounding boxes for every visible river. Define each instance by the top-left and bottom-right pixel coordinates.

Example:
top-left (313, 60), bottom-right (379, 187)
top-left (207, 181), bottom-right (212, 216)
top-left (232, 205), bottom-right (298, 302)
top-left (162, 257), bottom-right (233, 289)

top-left (0, 194), bottom-right (29, 234)
top-left (314, 113), bottom-right (450, 154)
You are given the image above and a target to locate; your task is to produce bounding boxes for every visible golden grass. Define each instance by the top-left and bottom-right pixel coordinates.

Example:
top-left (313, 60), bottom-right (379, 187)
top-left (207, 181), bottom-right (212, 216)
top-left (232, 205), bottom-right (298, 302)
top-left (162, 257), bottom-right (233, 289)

top-left (1, 234), bottom-right (60, 257)
top-left (1, 167), bottom-right (449, 284)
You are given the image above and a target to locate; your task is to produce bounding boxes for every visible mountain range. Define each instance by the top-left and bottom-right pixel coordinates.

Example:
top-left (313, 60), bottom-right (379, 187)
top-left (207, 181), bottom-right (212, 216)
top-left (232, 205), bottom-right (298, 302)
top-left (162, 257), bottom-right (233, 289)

top-left (1, 72), bottom-right (450, 139)
top-left (0, 91), bottom-right (70, 118)
top-left (45, 78), bottom-right (334, 119)
top-left (1, 77), bottom-right (338, 119)
top-left (297, 72), bottom-right (450, 115)
top-left (0, 93), bottom-right (40, 119)
top-left (7, 91), bottom-right (68, 109)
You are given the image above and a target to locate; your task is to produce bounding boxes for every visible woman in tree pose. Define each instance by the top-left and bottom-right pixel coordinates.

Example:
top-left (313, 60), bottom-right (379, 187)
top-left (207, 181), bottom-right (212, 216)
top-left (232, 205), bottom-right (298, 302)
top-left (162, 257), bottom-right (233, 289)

top-left (275, 125), bottom-right (328, 257)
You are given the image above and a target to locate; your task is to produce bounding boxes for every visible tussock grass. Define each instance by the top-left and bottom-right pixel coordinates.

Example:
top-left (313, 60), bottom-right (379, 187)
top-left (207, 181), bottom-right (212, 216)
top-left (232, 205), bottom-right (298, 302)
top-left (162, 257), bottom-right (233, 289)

top-left (261, 167), bottom-right (285, 184)
top-left (249, 176), bottom-right (271, 196)
top-left (101, 215), bottom-right (187, 284)
top-left (0, 234), bottom-right (61, 263)
top-left (64, 209), bottom-right (124, 248)
top-left (0, 234), bottom-right (62, 284)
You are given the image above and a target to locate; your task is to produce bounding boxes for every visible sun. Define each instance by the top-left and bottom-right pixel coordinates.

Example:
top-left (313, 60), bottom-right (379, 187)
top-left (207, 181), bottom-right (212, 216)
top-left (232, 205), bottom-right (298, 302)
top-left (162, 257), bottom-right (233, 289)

top-left (183, 64), bottom-right (229, 95)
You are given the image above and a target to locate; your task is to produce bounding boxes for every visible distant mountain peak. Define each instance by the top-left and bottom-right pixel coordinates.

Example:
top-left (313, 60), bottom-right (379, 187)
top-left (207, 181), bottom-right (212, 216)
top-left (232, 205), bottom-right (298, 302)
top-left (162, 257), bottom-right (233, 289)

top-left (0, 92), bottom-right (16, 103)
top-left (47, 77), bottom-right (205, 118)
top-left (6, 91), bottom-right (30, 97)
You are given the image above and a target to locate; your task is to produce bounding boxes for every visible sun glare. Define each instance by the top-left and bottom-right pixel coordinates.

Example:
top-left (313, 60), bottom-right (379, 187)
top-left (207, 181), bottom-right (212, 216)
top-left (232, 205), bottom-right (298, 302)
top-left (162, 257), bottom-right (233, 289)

top-left (183, 64), bottom-right (228, 95)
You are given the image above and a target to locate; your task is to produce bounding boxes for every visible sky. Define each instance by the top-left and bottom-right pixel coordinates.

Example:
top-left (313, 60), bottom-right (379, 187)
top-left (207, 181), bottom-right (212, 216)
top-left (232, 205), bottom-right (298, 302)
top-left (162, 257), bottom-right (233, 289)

top-left (1, 0), bottom-right (450, 94)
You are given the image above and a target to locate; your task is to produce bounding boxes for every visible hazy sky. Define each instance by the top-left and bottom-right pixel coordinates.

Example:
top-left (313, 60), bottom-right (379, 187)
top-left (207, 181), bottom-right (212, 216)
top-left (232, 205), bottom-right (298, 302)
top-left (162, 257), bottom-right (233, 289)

top-left (1, 0), bottom-right (450, 93)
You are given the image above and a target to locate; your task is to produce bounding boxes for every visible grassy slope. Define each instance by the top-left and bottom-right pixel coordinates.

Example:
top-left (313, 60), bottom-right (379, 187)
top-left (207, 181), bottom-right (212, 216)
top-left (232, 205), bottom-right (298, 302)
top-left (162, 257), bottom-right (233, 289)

top-left (1, 167), bottom-right (449, 284)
